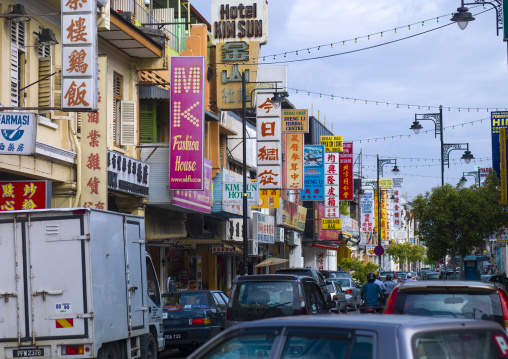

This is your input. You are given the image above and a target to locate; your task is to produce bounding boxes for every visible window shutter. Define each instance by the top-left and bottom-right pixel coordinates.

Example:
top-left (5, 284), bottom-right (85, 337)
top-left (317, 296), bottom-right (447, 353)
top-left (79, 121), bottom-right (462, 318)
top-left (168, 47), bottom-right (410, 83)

top-left (140, 100), bottom-right (157, 143)
top-left (53, 65), bottom-right (61, 108)
top-left (38, 56), bottom-right (52, 108)
top-left (120, 100), bottom-right (136, 146)
top-left (10, 45), bottom-right (18, 107)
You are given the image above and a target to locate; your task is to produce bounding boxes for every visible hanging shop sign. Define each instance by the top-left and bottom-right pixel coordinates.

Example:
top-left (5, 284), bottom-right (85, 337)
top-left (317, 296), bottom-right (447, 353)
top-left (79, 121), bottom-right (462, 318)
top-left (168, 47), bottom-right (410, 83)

top-left (61, 0), bottom-right (98, 111)
top-left (320, 136), bottom-right (343, 153)
top-left (475, 167), bottom-right (493, 186)
top-left (339, 142), bottom-right (353, 201)
top-left (501, 128), bottom-right (507, 205)
top-left (322, 218), bottom-right (341, 230)
top-left (300, 145), bottom-right (325, 201)
top-left (285, 133), bottom-right (304, 189)
top-left (380, 191), bottom-right (388, 240)
top-left (491, 112), bottom-right (508, 183)
top-left (169, 56), bottom-right (205, 190)
top-left (360, 189), bottom-right (375, 233)
top-left (0, 112), bottom-right (36, 155)
top-left (252, 189), bottom-right (280, 209)
top-left (277, 198), bottom-right (307, 231)
top-left (211, 244), bottom-right (240, 255)
top-left (211, 0), bottom-right (268, 45)
top-left (172, 159), bottom-right (212, 213)
top-left (393, 189), bottom-right (401, 228)
top-left (317, 204), bottom-right (340, 241)
top-left (0, 181), bottom-right (52, 211)
top-left (107, 151), bottom-right (149, 197)
top-left (222, 181), bottom-right (259, 205)
top-left (379, 179), bottom-right (393, 189)
top-left (282, 109), bottom-right (308, 133)
top-left (252, 212), bottom-right (274, 244)
top-left (392, 178), bottom-right (404, 188)
top-left (324, 152), bottom-right (339, 217)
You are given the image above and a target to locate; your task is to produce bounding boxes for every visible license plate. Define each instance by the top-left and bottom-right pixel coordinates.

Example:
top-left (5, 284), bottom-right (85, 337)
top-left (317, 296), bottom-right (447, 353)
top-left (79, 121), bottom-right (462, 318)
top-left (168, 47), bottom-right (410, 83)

top-left (13, 348), bottom-right (44, 357)
top-left (165, 333), bottom-right (182, 340)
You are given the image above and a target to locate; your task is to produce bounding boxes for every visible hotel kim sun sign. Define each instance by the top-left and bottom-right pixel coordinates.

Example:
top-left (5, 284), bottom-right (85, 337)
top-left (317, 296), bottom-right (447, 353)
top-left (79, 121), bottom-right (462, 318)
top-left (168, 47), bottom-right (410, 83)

top-left (169, 57), bottom-right (205, 190)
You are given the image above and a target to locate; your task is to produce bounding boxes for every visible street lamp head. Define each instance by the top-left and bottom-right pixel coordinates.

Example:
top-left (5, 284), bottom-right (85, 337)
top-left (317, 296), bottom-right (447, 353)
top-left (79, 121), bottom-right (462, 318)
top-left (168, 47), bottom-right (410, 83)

top-left (390, 194), bottom-right (396, 200)
top-left (461, 150), bottom-right (474, 164)
top-left (410, 120), bottom-right (423, 135)
top-left (392, 165), bottom-right (400, 174)
top-left (459, 175), bottom-right (467, 184)
top-left (451, 6), bottom-right (475, 30)
top-left (269, 91), bottom-right (285, 104)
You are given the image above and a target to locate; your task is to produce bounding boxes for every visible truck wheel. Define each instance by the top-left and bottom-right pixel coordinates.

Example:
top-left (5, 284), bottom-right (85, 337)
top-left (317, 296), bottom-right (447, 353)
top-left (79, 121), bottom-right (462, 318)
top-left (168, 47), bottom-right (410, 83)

top-left (98, 342), bottom-right (121, 359)
top-left (141, 333), bottom-right (157, 359)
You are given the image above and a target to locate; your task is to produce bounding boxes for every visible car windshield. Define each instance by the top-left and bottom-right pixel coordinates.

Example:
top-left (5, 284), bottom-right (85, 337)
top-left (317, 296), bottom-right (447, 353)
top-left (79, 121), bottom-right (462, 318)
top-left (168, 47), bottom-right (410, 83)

top-left (393, 291), bottom-right (504, 328)
top-left (413, 330), bottom-right (507, 359)
top-left (427, 274), bottom-right (440, 280)
top-left (325, 272), bottom-right (350, 278)
top-left (162, 292), bottom-right (209, 309)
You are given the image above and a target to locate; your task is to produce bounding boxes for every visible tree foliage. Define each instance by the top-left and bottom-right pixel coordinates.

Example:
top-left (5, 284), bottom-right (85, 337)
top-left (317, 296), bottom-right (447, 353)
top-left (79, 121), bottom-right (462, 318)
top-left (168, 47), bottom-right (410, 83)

top-left (338, 258), bottom-right (379, 285)
top-left (385, 243), bottom-right (426, 271)
top-left (411, 171), bottom-right (504, 277)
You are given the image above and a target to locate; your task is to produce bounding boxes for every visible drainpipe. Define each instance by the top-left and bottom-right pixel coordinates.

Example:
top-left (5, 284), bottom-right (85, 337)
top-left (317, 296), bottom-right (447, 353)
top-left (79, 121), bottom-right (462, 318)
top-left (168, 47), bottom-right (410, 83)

top-left (178, 0), bottom-right (181, 52)
top-left (69, 118), bottom-right (81, 207)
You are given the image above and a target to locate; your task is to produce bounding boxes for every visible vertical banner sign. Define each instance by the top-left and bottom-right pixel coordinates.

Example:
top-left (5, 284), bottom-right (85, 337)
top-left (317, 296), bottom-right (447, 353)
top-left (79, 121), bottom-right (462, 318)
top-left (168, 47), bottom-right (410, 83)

top-left (380, 191), bottom-right (387, 240)
top-left (300, 145), bottom-right (325, 201)
top-left (393, 189), bottom-right (401, 228)
top-left (0, 113), bottom-right (36, 155)
top-left (169, 57), bottom-right (205, 190)
top-left (61, 0), bottom-right (98, 111)
top-left (285, 133), bottom-right (303, 189)
top-left (504, 0), bottom-right (508, 41)
top-left (491, 112), bottom-right (508, 181)
top-left (339, 142), bottom-right (353, 201)
top-left (501, 128), bottom-right (507, 205)
top-left (282, 109), bottom-right (308, 133)
top-left (81, 56), bottom-right (107, 209)
top-left (256, 93), bottom-right (282, 189)
top-left (324, 152), bottom-right (339, 218)
top-left (360, 189), bottom-right (375, 234)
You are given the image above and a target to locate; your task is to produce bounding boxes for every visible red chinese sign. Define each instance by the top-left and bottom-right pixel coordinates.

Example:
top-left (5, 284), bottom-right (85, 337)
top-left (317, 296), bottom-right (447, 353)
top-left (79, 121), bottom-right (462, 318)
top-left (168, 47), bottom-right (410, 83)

top-left (339, 142), bottom-right (353, 201)
top-left (285, 133), bottom-right (303, 189)
top-left (0, 181), bottom-right (51, 211)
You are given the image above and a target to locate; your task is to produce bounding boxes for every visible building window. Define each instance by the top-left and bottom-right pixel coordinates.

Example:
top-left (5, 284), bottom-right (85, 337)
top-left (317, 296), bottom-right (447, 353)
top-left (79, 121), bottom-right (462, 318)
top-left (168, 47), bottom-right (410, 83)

top-left (113, 73), bottom-right (122, 145)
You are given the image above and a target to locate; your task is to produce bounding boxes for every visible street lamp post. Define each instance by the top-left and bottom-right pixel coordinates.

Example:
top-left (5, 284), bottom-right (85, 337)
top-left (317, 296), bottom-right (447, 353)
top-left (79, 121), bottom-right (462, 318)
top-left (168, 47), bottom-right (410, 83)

top-left (377, 155), bottom-right (400, 269)
top-left (451, 0), bottom-right (503, 35)
top-left (460, 168), bottom-right (481, 186)
top-left (410, 107), bottom-right (475, 186)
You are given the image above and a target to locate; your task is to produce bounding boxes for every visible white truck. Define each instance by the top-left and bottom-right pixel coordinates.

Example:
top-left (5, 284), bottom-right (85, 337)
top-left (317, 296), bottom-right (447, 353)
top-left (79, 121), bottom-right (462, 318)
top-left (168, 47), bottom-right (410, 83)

top-left (0, 208), bottom-right (164, 359)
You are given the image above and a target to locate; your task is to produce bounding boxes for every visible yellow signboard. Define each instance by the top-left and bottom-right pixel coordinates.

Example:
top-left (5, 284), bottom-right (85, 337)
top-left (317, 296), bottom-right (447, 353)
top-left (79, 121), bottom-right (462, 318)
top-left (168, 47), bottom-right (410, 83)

top-left (501, 128), bottom-right (507, 205)
top-left (282, 109), bottom-right (308, 133)
top-left (322, 218), bottom-right (341, 230)
top-left (252, 189), bottom-right (280, 209)
top-left (379, 179), bottom-right (393, 189)
top-left (320, 136), bottom-right (343, 152)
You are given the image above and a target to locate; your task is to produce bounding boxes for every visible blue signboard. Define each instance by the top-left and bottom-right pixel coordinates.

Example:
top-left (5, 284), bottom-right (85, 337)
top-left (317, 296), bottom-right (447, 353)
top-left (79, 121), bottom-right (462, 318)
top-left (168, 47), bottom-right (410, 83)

top-left (300, 145), bottom-right (325, 201)
top-left (491, 112), bottom-right (508, 180)
top-left (0, 112), bottom-right (36, 155)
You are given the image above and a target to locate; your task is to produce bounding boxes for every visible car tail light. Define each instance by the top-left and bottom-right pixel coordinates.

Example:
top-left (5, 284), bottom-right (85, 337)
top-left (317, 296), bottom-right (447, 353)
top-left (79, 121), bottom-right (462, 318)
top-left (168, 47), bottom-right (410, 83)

top-left (384, 287), bottom-right (399, 314)
top-left (333, 295), bottom-right (338, 301)
top-left (300, 297), bottom-right (307, 314)
top-left (62, 345), bottom-right (84, 355)
top-left (226, 308), bottom-right (232, 320)
top-left (346, 289), bottom-right (352, 294)
top-left (498, 289), bottom-right (508, 328)
top-left (394, 273), bottom-right (397, 279)
top-left (190, 318), bottom-right (211, 325)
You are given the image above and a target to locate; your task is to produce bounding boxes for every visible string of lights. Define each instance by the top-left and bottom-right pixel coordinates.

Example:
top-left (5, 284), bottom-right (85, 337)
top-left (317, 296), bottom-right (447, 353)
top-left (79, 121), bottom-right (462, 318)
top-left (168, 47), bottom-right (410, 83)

top-left (361, 167), bottom-right (462, 181)
top-left (359, 153), bottom-right (491, 163)
top-left (361, 158), bottom-right (491, 169)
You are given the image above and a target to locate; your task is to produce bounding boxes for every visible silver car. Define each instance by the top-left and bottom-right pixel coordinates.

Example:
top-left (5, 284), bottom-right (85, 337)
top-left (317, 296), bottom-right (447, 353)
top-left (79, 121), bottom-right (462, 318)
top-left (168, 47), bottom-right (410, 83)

top-left (326, 277), bottom-right (360, 311)
top-left (188, 315), bottom-right (508, 359)
top-left (325, 280), bottom-right (347, 313)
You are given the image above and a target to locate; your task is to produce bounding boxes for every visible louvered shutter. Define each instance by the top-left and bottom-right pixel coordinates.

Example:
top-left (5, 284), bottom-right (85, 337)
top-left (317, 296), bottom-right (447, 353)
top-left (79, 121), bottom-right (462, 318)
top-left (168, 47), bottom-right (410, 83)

top-left (54, 65), bottom-right (61, 108)
top-left (10, 45), bottom-right (18, 107)
top-left (38, 57), bottom-right (52, 108)
top-left (120, 100), bottom-right (136, 146)
top-left (140, 100), bottom-right (157, 143)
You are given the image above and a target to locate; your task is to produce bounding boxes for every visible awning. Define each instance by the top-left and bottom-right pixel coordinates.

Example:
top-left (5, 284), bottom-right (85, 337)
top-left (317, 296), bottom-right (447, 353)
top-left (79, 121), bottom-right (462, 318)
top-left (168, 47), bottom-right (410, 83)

top-left (139, 85), bottom-right (171, 100)
top-left (254, 257), bottom-right (289, 268)
top-left (312, 243), bottom-right (340, 251)
top-left (177, 239), bottom-right (222, 246)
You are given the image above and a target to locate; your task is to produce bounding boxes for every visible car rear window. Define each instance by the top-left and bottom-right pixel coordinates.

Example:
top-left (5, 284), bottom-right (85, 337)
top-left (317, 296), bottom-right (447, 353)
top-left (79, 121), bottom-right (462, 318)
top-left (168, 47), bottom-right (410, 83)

top-left (393, 291), bottom-right (505, 328)
top-left (413, 330), bottom-right (508, 359)
top-left (326, 272), bottom-right (350, 278)
top-left (163, 292), bottom-right (210, 310)
top-left (329, 278), bottom-right (351, 288)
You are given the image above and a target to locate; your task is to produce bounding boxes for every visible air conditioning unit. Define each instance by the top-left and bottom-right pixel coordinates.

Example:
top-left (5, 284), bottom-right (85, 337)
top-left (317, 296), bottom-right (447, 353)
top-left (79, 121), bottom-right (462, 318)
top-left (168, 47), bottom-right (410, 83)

top-left (248, 239), bottom-right (259, 256)
top-left (287, 232), bottom-right (298, 246)
top-left (274, 228), bottom-right (284, 243)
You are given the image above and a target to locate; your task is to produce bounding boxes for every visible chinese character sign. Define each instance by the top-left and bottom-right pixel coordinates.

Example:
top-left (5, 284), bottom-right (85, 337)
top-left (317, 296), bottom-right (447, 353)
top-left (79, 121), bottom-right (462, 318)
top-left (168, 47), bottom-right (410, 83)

top-left (392, 189), bottom-right (401, 228)
top-left (81, 56), bottom-right (107, 209)
top-left (320, 136), bottom-right (343, 152)
top-left (339, 142), bottom-right (353, 201)
top-left (61, 0), bottom-right (97, 111)
top-left (0, 113), bottom-right (36, 155)
top-left (285, 133), bottom-right (303, 189)
top-left (107, 151), bottom-right (149, 197)
top-left (252, 189), bottom-right (280, 209)
top-left (0, 181), bottom-right (51, 211)
top-left (324, 151), bottom-right (339, 216)
top-left (360, 189), bottom-right (375, 233)
top-left (169, 57), bottom-right (205, 190)
top-left (282, 109), bottom-right (308, 133)
top-left (253, 212), bottom-right (274, 244)
top-left (380, 191), bottom-right (387, 240)
top-left (300, 145), bottom-right (325, 201)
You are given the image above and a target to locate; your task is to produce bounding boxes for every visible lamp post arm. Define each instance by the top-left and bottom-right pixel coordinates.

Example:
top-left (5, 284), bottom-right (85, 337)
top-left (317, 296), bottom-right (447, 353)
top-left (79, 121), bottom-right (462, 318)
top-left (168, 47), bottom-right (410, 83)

top-left (442, 143), bottom-right (469, 168)
top-left (415, 113), bottom-right (442, 138)
top-left (464, 1), bottom-right (502, 35)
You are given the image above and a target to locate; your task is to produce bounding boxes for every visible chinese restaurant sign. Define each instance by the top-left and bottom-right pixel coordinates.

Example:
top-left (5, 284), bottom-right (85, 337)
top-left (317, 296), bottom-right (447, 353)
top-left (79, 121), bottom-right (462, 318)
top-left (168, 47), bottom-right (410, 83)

top-left (282, 109), bottom-right (308, 133)
top-left (324, 152), bottom-right (339, 217)
top-left (107, 151), bottom-right (149, 197)
top-left (0, 113), bottom-right (36, 155)
top-left (393, 189), bottom-right (401, 228)
top-left (285, 133), bottom-right (303, 189)
top-left (0, 181), bottom-right (51, 211)
top-left (61, 0), bottom-right (98, 111)
top-left (252, 189), bottom-right (280, 209)
top-left (222, 181), bottom-right (259, 205)
top-left (169, 57), bottom-right (205, 190)
top-left (81, 56), bottom-right (107, 209)
top-left (300, 145), bottom-right (325, 201)
top-left (320, 136), bottom-right (343, 153)
top-left (256, 93), bottom-right (281, 189)
top-left (339, 142), bottom-right (353, 201)
top-left (173, 159), bottom-right (212, 213)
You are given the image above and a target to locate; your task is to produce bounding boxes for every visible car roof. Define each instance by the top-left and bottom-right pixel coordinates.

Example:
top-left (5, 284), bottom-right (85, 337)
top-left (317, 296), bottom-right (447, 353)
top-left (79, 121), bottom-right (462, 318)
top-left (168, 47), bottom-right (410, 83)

top-left (231, 314), bottom-right (503, 332)
top-left (162, 290), bottom-right (221, 296)
top-left (235, 274), bottom-right (310, 282)
top-left (398, 280), bottom-right (499, 292)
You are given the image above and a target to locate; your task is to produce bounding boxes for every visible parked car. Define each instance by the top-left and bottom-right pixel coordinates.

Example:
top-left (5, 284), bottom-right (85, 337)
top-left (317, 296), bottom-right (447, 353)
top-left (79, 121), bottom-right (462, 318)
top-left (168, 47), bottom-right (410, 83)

top-left (325, 280), bottom-right (347, 313)
top-left (275, 267), bottom-right (330, 299)
top-left (225, 274), bottom-right (332, 328)
top-left (407, 271), bottom-right (418, 280)
top-left (426, 272), bottom-right (441, 280)
top-left (385, 280), bottom-right (508, 330)
top-left (320, 270), bottom-right (352, 279)
top-left (325, 277), bottom-right (360, 310)
top-left (396, 272), bottom-right (408, 282)
top-left (188, 315), bottom-right (508, 359)
top-left (487, 274), bottom-right (508, 293)
top-left (419, 267), bottom-right (432, 279)
top-left (380, 271), bottom-right (399, 283)
top-left (162, 290), bottom-right (229, 351)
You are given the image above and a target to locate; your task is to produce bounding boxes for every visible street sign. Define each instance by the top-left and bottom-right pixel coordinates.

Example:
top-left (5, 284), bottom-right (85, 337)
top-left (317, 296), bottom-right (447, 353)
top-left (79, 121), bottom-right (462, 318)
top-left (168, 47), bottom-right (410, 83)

top-left (322, 218), bottom-right (341, 230)
top-left (374, 245), bottom-right (384, 256)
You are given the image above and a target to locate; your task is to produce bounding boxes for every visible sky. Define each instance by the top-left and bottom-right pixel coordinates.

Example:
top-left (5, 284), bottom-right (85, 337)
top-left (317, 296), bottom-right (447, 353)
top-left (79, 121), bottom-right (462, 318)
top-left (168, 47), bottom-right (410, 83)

top-left (191, 0), bottom-right (508, 200)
